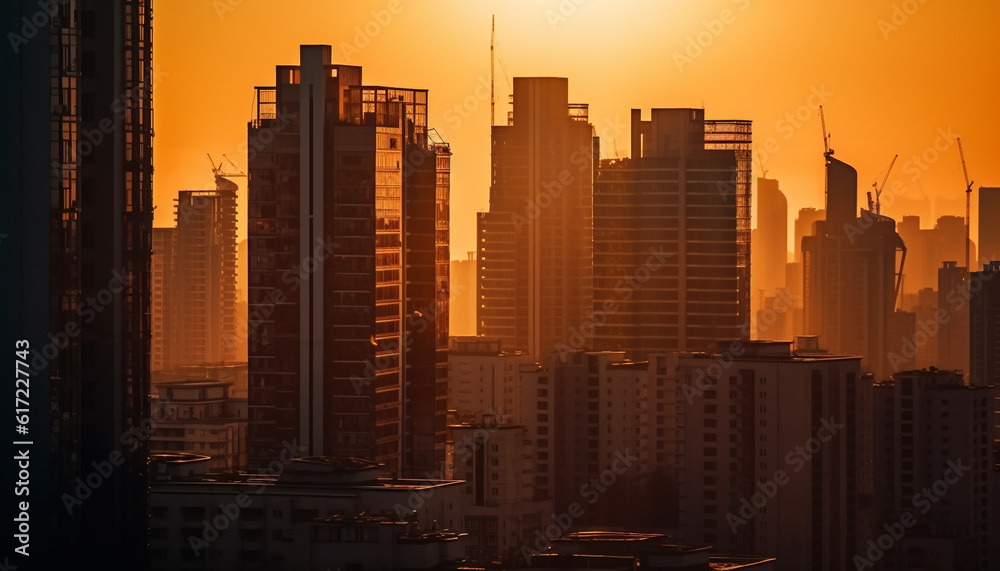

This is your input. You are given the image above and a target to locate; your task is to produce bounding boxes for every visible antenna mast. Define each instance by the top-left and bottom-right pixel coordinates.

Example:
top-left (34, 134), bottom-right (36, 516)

top-left (490, 15), bottom-right (495, 127)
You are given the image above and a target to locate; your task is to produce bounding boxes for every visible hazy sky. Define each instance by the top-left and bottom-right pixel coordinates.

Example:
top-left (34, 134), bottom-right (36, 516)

top-left (154, 0), bottom-right (999, 257)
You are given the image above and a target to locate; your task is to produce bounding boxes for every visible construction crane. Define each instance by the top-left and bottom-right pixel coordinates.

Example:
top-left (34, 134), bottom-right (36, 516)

top-left (756, 146), bottom-right (768, 179)
top-left (819, 105), bottom-right (833, 159)
top-left (206, 153), bottom-right (246, 178)
top-left (869, 154), bottom-right (898, 215)
top-left (490, 15), bottom-right (495, 127)
top-left (957, 138), bottom-right (973, 270)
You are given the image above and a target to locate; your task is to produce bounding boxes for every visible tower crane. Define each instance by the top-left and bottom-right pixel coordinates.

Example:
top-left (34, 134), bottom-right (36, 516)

top-left (957, 138), bottom-right (973, 270)
top-left (819, 105), bottom-right (833, 159)
top-left (869, 154), bottom-right (898, 215)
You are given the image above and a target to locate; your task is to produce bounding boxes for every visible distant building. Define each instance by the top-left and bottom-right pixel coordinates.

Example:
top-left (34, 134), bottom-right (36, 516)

top-left (148, 455), bottom-right (466, 571)
top-left (938, 261), bottom-right (970, 375)
top-left (802, 151), bottom-right (907, 379)
top-left (173, 186), bottom-right (240, 365)
top-left (150, 380), bottom-right (248, 472)
top-left (152, 227), bottom-right (178, 371)
top-left (477, 77), bottom-right (595, 358)
top-left (448, 336), bottom-right (532, 421)
top-left (970, 261), bottom-right (1000, 387)
top-left (594, 109), bottom-right (752, 359)
top-left (872, 369), bottom-right (999, 571)
top-left (794, 207), bottom-right (825, 263)
top-left (753, 177), bottom-right (788, 313)
top-left (670, 339), bottom-right (871, 571)
top-left (246, 46), bottom-right (450, 476)
top-left (979, 187), bottom-right (1000, 261)
top-left (896, 215), bottom-right (973, 293)
top-left (451, 422), bottom-right (554, 563)
top-left (450, 253), bottom-right (478, 337)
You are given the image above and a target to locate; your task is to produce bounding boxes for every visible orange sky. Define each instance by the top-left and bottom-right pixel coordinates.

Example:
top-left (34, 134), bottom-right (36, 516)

top-left (154, 0), bottom-right (1000, 258)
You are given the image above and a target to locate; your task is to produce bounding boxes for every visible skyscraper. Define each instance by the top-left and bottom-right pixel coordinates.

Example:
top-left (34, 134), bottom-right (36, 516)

top-left (978, 187), bottom-right (1000, 261)
top-left (802, 151), bottom-right (907, 379)
top-left (477, 77), bottom-right (595, 358)
top-left (938, 260), bottom-right (970, 374)
top-left (173, 182), bottom-right (239, 365)
top-left (247, 45), bottom-right (449, 477)
top-left (755, 176), bottom-right (788, 298)
top-left (672, 340), bottom-right (871, 571)
top-left (2, 0), bottom-right (153, 566)
top-left (593, 109), bottom-right (752, 359)
top-left (970, 261), bottom-right (1000, 387)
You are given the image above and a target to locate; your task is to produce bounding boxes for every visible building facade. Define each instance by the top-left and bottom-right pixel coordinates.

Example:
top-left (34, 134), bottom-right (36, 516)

top-left (970, 261), bottom-right (1000, 387)
top-left (2, 0), bottom-right (153, 566)
top-left (872, 369), bottom-right (999, 571)
top-left (150, 380), bottom-right (248, 472)
top-left (670, 340), bottom-right (871, 571)
top-left (802, 151), bottom-right (907, 379)
top-left (247, 45), bottom-right (449, 477)
top-left (593, 109), bottom-right (752, 359)
top-left (477, 77), bottom-right (595, 358)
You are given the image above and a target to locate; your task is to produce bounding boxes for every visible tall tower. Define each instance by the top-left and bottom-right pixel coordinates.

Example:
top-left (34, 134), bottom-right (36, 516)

top-left (802, 153), bottom-right (907, 379)
top-left (2, 0), bottom-right (154, 567)
top-left (477, 77), bottom-right (595, 359)
top-left (756, 176), bottom-right (788, 297)
top-left (247, 45), bottom-right (449, 477)
top-left (593, 109), bottom-right (752, 359)
top-left (173, 183), bottom-right (238, 365)
top-left (970, 261), bottom-right (1000, 387)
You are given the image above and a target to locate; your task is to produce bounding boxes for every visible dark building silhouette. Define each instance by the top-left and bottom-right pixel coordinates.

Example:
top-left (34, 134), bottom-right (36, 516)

top-left (938, 261), bottom-right (970, 375)
top-left (979, 187), bottom-right (1000, 261)
top-left (970, 261), bottom-right (1000, 387)
top-left (794, 207), bottom-right (826, 263)
top-left (247, 45), bottom-right (449, 477)
top-left (872, 370), bottom-right (1000, 570)
top-left (802, 152), bottom-right (907, 379)
top-left (593, 109), bottom-right (752, 359)
top-left (2, 0), bottom-right (153, 567)
top-left (477, 77), bottom-right (595, 358)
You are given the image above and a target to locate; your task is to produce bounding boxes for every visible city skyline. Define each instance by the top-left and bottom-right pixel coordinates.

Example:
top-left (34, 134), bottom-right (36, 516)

top-left (153, 0), bottom-right (1000, 257)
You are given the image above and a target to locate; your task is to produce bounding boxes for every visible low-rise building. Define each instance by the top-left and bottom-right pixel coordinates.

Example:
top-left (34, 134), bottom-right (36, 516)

top-left (150, 379), bottom-right (248, 472)
top-left (148, 455), bottom-right (466, 571)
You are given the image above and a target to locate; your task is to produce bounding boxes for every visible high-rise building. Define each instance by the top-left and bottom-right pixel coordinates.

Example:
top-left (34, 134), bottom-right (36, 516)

top-left (978, 187), bottom-right (1000, 261)
top-left (477, 77), bottom-right (595, 358)
top-left (896, 215), bottom-right (973, 294)
top-left (970, 261), bottom-right (1000, 387)
top-left (872, 369), bottom-right (999, 570)
top-left (938, 260), bottom-right (970, 375)
top-left (2, 0), bottom-right (154, 566)
top-left (755, 176), bottom-right (788, 297)
top-left (449, 252), bottom-right (477, 337)
top-left (593, 109), bottom-right (752, 359)
top-left (152, 227), bottom-right (177, 371)
top-left (247, 45), bottom-right (449, 477)
top-left (173, 183), bottom-right (239, 365)
top-left (802, 151), bottom-right (907, 379)
top-left (671, 340), bottom-right (871, 571)
top-left (794, 207), bottom-right (826, 263)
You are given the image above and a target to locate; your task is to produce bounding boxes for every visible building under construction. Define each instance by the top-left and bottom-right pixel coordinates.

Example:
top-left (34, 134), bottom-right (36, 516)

top-left (802, 151), bottom-right (908, 379)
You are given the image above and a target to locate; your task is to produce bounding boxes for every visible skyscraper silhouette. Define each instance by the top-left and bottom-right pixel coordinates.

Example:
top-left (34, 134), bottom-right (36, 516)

top-left (2, 0), bottom-right (153, 566)
top-left (802, 152), bottom-right (907, 379)
top-left (477, 77), bottom-right (595, 359)
top-left (593, 109), bottom-right (752, 358)
top-left (247, 46), bottom-right (449, 477)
